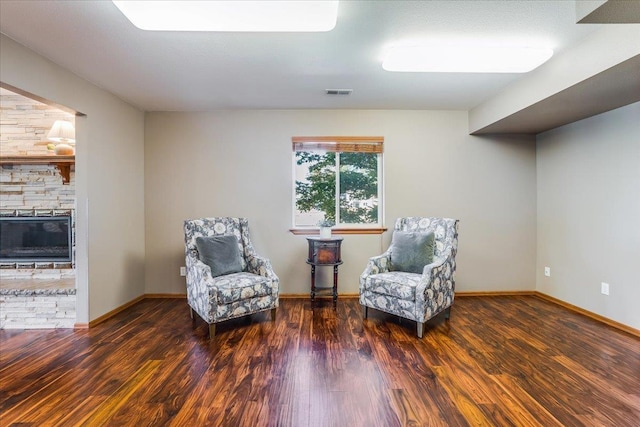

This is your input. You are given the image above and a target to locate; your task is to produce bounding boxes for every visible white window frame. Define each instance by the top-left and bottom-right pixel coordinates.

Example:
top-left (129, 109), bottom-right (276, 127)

top-left (291, 136), bottom-right (384, 231)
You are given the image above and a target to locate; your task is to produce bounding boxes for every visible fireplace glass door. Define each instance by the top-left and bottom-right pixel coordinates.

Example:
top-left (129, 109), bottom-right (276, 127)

top-left (0, 216), bottom-right (72, 262)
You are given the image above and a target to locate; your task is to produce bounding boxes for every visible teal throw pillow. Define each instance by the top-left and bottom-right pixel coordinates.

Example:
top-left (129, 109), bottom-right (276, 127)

top-left (195, 235), bottom-right (243, 278)
top-left (390, 231), bottom-right (435, 274)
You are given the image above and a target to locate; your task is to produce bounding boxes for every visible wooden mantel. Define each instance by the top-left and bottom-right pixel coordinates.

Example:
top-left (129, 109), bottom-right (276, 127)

top-left (0, 155), bottom-right (75, 184)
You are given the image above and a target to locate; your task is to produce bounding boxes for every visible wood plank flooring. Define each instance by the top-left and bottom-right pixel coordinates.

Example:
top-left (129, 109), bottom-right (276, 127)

top-left (1, 296), bottom-right (638, 426)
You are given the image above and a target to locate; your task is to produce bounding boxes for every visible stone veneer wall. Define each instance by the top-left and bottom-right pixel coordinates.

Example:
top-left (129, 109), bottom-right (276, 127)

top-left (1, 87), bottom-right (74, 156)
top-left (0, 166), bottom-right (75, 210)
top-left (1, 88), bottom-right (76, 281)
top-left (0, 289), bottom-right (76, 329)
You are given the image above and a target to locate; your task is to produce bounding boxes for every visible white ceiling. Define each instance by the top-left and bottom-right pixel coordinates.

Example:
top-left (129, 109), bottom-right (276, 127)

top-left (0, 1), bottom-right (602, 112)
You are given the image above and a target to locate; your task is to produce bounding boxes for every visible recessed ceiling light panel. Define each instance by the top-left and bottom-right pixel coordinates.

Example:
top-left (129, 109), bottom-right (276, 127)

top-left (112, 1), bottom-right (339, 32)
top-left (382, 45), bottom-right (554, 73)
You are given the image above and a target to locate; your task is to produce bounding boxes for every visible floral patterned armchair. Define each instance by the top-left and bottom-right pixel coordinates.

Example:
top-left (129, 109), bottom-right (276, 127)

top-left (360, 217), bottom-right (459, 338)
top-left (184, 217), bottom-right (279, 339)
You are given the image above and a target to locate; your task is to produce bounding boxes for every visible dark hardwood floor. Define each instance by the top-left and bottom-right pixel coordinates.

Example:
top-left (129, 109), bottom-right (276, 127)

top-left (1, 296), bottom-right (639, 426)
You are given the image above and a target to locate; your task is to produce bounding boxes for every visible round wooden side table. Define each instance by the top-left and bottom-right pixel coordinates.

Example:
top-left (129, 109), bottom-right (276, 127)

top-left (305, 236), bottom-right (343, 302)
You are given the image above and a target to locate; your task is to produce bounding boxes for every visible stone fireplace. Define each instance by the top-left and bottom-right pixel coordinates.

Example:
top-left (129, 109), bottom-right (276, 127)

top-left (0, 87), bottom-right (77, 329)
top-left (0, 171), bottom-right (76, 280)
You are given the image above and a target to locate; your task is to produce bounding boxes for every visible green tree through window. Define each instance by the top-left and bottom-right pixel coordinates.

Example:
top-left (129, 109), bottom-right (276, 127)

top-left (339, 152), bottom-right (378, 223)
top-left (293, 137), bottom-right (383, 227)
top-left (295, 151), bottom-right (337, 221)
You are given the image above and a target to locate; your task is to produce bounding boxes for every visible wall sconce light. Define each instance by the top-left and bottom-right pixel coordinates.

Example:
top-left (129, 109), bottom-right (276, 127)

top-left (47, 120), bottom-right (76, 155)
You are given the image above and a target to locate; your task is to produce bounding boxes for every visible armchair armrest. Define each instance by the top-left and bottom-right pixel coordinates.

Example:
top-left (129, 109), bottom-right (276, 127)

top-left (415, 247), bottom-right (456, 319)
top-left (185, 255), bottom-right (218, 322)
top-left (359, 252), bottom-right (392, 291)
top-left (245, 253), bottom-right (279, 300)
top-left (245, 253), bottom-right (280, 282)
top-left (421, 243), bottom-right (455, 276)
top-left (420, 255), bottom-right (446, 276)
top-left (186, 257), bottom-right (216, 289)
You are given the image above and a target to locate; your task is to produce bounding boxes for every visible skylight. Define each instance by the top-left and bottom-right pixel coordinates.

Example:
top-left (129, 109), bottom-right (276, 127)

top-left (382, 45), bottom-right (554, 73)
top-left (112, 1), bottom-right (339, 32)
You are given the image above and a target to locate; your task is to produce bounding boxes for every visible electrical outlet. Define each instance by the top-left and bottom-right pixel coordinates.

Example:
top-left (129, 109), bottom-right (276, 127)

top-left (544, 267), bottom-right (550, 277)
top-left (601, 282), bottom-right (609, 295)
top-left (180, 266), bottom-right (186, 277)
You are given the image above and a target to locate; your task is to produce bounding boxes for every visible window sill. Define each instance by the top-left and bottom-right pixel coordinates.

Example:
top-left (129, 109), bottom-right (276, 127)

top-left (289, 227), bottom-right (387, 235)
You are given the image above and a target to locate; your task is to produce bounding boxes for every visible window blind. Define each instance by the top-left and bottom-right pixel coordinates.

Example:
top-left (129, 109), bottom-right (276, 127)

top-left (292, 136), bottom-right (383, 153)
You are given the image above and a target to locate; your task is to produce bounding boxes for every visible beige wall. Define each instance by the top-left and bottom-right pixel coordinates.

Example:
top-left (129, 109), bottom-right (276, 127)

top-left (536, 102), bottom-right (640, 329)
top-left (1, 34), bottom-right (146, 323)
top-left (144, 110), bottom-right (536, 296)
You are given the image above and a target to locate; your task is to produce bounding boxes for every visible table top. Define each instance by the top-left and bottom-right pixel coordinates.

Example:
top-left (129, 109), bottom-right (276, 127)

top-left (305, 236), bottom-right (344, 242)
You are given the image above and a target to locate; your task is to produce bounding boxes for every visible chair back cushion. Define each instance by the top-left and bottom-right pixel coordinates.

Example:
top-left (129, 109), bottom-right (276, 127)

top-left (195, 235), bottom-right (243, 277)
top-left (394, 217), bottom-right (458, 259)
top-left (184, 217), bottom-right (250, 271)
top-left (389, 231), bottom-right (434, 273)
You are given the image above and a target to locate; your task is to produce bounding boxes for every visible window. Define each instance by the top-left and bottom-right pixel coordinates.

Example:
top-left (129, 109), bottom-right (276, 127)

top-left (292, 136), bottom-right (384, 232)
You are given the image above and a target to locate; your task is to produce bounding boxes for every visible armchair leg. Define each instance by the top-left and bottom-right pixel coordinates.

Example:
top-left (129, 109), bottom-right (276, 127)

top-left (417, 322), bottom-right (425, 339)
top-left (362, 306), bottom-right (368, 318)
top-left (209, 323), bottom-right (216, 340)
top-left (445, 306), bottom-right (451, 320)
top-left (271, 308), bottom-right (277, 321)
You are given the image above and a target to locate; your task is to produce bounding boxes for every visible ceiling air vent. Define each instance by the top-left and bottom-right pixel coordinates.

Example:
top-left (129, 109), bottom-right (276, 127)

top-left (325, 89), bottom-right (353, 96)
